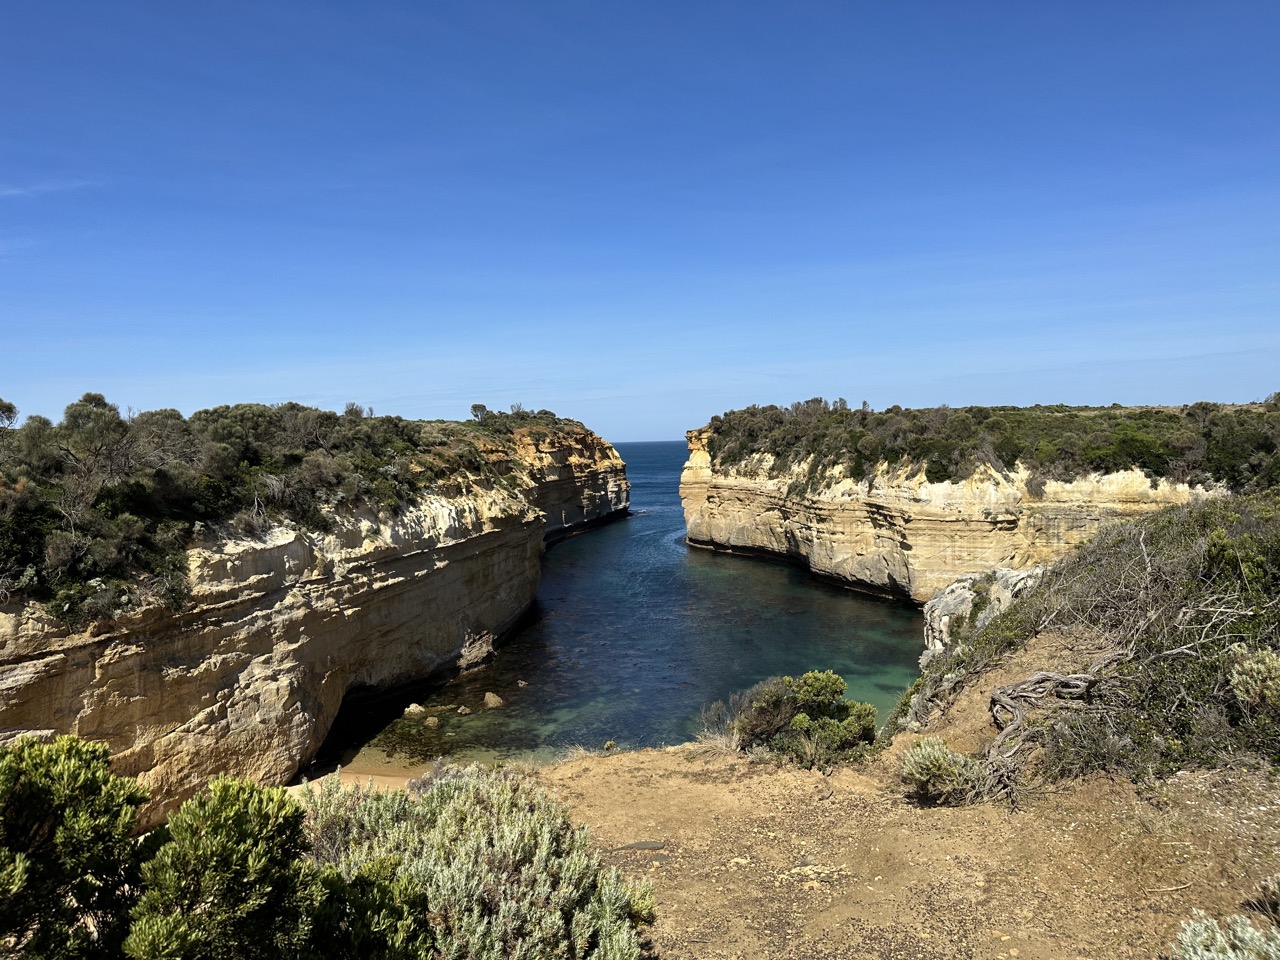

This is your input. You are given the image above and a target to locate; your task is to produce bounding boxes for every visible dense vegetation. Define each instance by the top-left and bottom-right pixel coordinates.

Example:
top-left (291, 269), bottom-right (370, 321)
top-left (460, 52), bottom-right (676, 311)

top-left (0, 735), bottom-right (653, 960)
top-left (0, 394), bottom-right (584, 625)
top-left (698, 670), bottom-right (878, 768)
top-left (891, 487), bottom-right (1280, 795)
top-left (702, 395), bottom-right (1280, 492)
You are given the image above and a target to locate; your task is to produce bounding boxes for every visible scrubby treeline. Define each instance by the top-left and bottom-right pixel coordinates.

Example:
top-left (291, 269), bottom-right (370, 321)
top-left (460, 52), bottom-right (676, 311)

top-left (0, 394), bottom-right (582, 625)
top-left (0, 735), bottom-right (653, 960)
top-left (702, 395), bottom-right (1280, 492)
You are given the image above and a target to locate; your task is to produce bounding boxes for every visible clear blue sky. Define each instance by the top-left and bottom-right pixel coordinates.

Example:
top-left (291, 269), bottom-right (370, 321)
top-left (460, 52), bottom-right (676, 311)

top-left (3, 2), bottom-right (1277, 441)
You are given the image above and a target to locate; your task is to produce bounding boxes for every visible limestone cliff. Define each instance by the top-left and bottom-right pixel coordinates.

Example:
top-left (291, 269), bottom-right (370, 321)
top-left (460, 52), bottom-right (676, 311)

top-left (0, 428), bottom-right (627, 814)
top-left (920, 567), bottom-right (1044, 666)
top-left (680, 428), bottom-right (1210, 604)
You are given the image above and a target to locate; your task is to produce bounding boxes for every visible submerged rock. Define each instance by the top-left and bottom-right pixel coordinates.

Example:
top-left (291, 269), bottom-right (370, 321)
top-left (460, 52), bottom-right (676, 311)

top-left (483, 692), bottom-right (504, 709)
top-left (457, 705), bottom-right (472, 716)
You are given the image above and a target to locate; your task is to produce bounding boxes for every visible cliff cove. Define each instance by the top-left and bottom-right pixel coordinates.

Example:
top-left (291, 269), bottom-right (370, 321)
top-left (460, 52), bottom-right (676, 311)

top-left (312, 440), bottom-right (923, 773)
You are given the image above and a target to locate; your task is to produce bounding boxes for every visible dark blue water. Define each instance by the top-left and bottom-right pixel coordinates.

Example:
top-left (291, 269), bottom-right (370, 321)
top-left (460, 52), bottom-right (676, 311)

top-left (326, 441), bottom-right (923, 769)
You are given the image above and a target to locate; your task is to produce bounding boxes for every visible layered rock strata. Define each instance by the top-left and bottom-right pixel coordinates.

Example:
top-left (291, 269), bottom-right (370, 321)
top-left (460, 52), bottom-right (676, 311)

top-left (0, 430), bottom-right (627, 814)
top-left (680, 428), bottom-right (1209, 604)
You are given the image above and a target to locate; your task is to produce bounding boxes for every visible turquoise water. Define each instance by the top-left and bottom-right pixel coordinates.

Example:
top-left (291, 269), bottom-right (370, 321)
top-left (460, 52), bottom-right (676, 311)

top-left (314, 441), bottom-right (923, 769)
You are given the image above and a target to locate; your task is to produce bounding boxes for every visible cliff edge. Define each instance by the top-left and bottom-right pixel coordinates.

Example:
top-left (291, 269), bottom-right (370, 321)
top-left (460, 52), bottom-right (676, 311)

top-left (680, 427), bottom-right (1208, 603)
top-left (0, 425), bottom-right (628, 814)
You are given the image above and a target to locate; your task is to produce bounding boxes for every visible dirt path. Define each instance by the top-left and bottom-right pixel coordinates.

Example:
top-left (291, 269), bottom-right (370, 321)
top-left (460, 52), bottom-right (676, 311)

top-left (539, 746), bottom-right (1280, 959)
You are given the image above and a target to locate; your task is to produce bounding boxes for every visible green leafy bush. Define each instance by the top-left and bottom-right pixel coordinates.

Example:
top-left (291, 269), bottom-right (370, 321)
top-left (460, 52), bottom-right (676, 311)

top-left (900, 737), bottom-right (988, 806)
top-left (0, 735), bottom-right (149, 959)
top-left (703, 670), bottom-right (877, 768)
top-left (125, 778), bottom-right (315, 960)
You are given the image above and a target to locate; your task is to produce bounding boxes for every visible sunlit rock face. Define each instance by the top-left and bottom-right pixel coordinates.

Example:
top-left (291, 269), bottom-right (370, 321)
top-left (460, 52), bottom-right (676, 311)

top-left (680, 428), bottom-right (1209, 605)
top-left (0, 429), bottom-right (628, 818)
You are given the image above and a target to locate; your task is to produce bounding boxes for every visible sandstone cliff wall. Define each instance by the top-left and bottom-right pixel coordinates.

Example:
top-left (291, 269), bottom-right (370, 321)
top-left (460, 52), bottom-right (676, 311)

top-left (680, 429), bottom-right (1209, 604)
top-left (0, 431), bottom-right (628, 813)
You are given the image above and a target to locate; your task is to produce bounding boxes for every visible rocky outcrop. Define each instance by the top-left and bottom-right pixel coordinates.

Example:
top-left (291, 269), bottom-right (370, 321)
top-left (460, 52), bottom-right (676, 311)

top-left (0, 429), bottom-right (627, 815)
top-left (680, 428), bottom-right (1211, 604)
top-left (920, 567), bottom-right (1044, 666)
top-left (515, 430), bottom-right (630, 541)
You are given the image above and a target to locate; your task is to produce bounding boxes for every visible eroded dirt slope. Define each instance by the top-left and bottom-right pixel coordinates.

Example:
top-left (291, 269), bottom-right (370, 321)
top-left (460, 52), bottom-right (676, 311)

top-left (541, 735), bottom-right (1277, 958)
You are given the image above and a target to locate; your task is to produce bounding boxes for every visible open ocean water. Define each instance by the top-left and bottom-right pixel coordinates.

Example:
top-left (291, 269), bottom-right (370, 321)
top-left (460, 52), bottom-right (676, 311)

top-left (312, 440), bottom-right (923, 771)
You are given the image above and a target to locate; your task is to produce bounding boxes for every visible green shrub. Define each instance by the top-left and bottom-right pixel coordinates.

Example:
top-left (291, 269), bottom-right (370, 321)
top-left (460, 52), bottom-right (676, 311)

top-left (298, 766), bottom-right (653, 960)
top-left (1170, 910), bottom-right (1280, 959)
top-left (125, 778), bottom-right (315, 960)
top-left (0, 735), bottom-right (149, 959)
top-left (727, 676), bottom-right (797, 748)
top-left (705, 670), bottom-right (877, 768)
top-left (900, 738), bottom-right (987, 806)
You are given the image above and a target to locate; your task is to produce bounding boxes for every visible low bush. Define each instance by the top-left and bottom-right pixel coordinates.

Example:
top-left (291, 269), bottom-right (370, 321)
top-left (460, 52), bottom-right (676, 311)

top-left (899, 737), bottom-right (988, 806)
top-left (125, 778), bottom-right (315, 960)
top-left (0, 736), bottom-right (653, 960)
top-left (702, 670), bottom-right (877, 768)
top-left (1169, 910), bottom-right (1280, 959)
top-left (0, 735), bottom-right (149, 958)
top-left (298, 767), bottom-right (653, 960)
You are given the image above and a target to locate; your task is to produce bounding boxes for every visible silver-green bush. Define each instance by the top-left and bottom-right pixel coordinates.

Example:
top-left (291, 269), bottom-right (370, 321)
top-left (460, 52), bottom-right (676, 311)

top-left (1171, 911), bottom-right (1280, 959)
top-left (900, 737), bottom-right (987, 806)
top-left (299, 766), bottom-right (653, 960)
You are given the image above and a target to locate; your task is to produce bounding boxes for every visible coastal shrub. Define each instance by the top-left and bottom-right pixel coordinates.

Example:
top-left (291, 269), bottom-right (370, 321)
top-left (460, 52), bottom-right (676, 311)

top-left (0, 735), bottom-right (149, 959)
top-left (1170, 910), bottom-right (1280, 960)
top-left (124, 778), bottom-right (316, 960)
top-left (703, 670), bottom-right (877, 768)
top-left (1230, 645), bottom-right (1280, 713)
top-left (900, 737), bottom-right (987, 806)
top-left (298, 767), bottom-right (654, 960)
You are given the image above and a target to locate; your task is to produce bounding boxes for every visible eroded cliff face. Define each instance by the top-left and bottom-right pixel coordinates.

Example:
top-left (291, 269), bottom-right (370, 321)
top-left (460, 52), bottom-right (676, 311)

top-left (680, 428), bottom-right (1209, 604)
top-left (0, 429), bottom-right (627, 814)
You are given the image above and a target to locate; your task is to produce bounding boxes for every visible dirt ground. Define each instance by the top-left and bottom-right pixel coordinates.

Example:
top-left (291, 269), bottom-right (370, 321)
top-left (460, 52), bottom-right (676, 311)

top-left (326, 629), bottom-right (1280, 959)
top-left (540, 746), bottom-right (1279, 960)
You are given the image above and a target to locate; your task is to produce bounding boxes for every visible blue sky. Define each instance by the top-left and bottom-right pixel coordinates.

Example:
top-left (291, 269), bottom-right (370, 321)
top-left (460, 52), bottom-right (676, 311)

top-left (2, 2), bottom-right (1277, 441)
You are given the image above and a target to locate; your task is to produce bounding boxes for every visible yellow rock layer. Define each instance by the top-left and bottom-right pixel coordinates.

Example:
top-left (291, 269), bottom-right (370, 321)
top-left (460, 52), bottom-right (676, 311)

top-left (679, 428), bottom-right (1208, 604)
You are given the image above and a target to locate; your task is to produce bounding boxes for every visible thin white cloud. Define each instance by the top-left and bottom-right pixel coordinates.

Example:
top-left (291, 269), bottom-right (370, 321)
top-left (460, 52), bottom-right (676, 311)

top-left (0, 179), bottom-right (94, 199)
